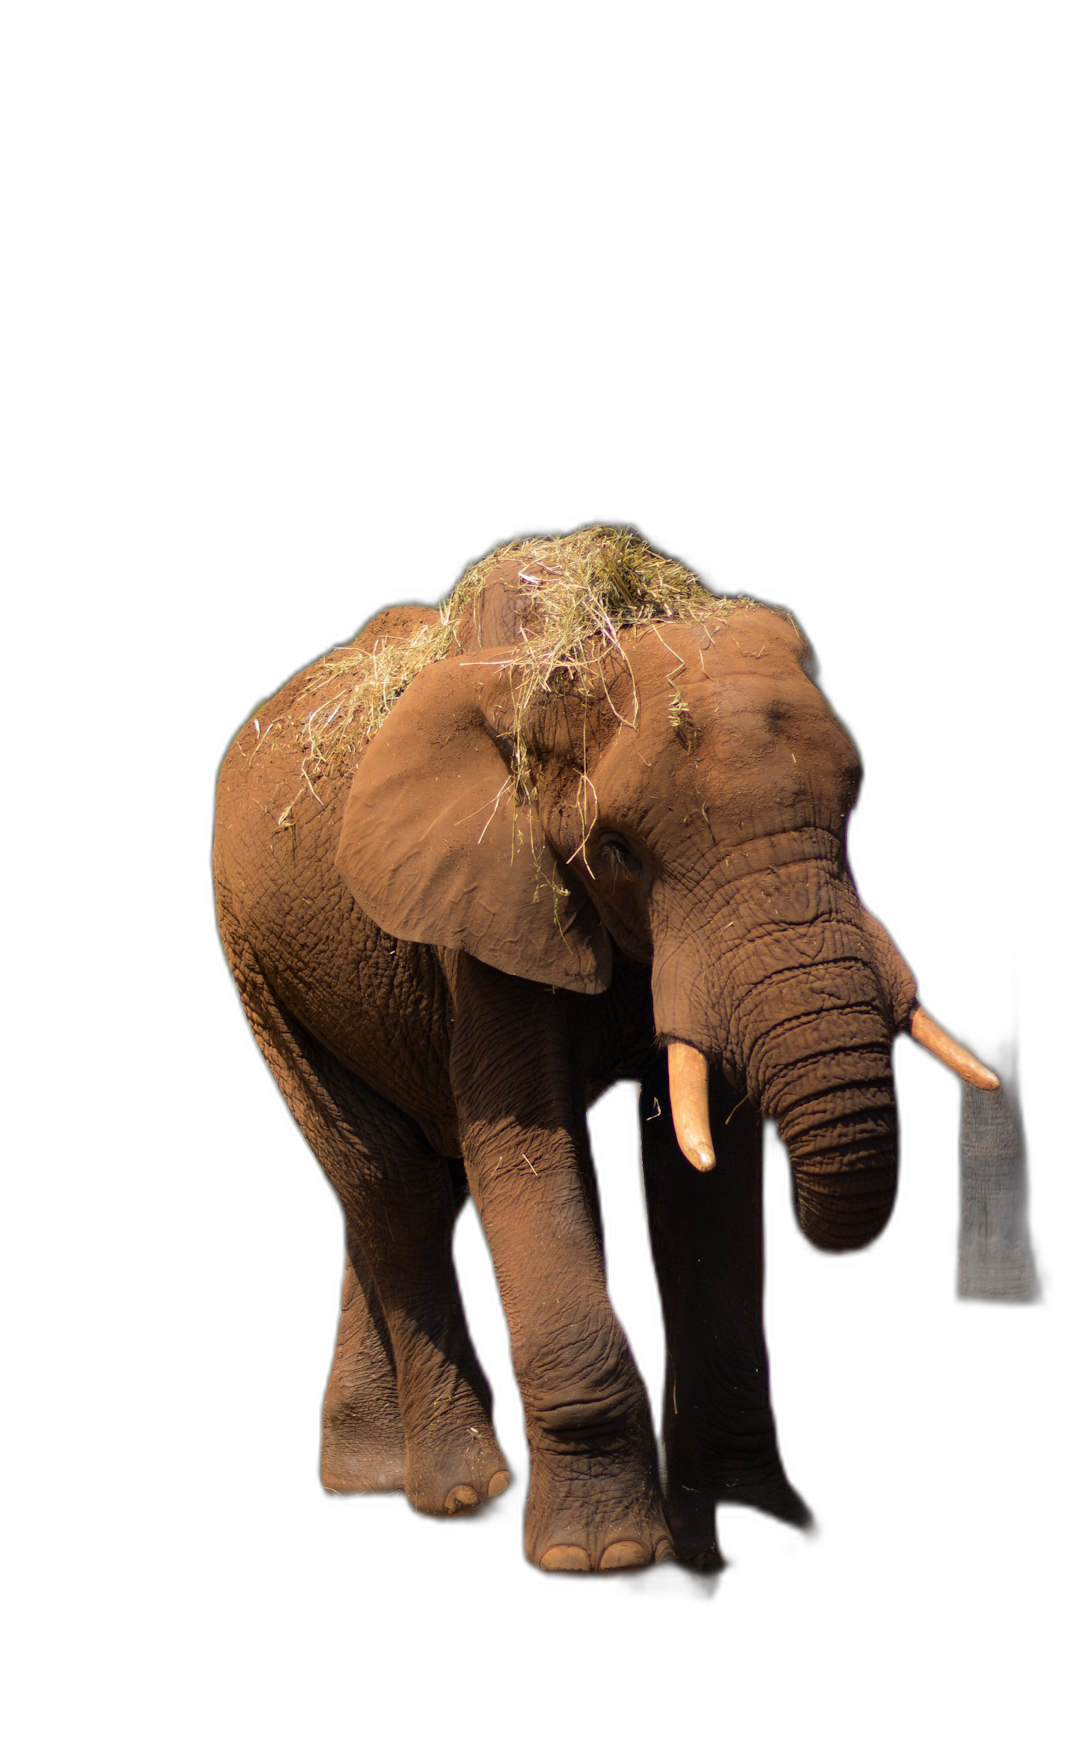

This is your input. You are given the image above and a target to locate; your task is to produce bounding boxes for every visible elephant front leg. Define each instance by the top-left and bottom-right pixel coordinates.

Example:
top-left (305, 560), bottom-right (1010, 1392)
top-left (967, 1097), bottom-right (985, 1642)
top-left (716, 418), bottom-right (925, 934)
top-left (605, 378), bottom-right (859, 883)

top-left (640, 1061), bottom-right (810, 1569)
top-left (453, 964), bottom-right (671, 1573)
top-left (472, 1134), bottom-right (672, 1571)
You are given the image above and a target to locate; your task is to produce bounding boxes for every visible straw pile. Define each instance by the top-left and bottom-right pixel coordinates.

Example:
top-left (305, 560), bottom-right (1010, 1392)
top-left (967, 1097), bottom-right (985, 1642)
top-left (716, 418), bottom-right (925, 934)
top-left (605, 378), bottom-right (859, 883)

top-left (282, 525), bottom-right (745, 820)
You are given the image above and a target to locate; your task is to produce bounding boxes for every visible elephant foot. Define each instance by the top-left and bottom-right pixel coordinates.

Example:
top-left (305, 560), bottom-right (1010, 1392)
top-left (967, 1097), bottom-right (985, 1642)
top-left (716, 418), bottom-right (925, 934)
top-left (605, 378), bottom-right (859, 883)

top-left (664, 1465), bottom-right (813, 1567)
top-left (524, 1449), bottom-right (673, 1574)
top-left (320, 1398), bottom-right (407, 1494)
top-left (403, 1414), bottom-right (511, 1517)
top-left (723, 1472), bottom-right (813, 1529)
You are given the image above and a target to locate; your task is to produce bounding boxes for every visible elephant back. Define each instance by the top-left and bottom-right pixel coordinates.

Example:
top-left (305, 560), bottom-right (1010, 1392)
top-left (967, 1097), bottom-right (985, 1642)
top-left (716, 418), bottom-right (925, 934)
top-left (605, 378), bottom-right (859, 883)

top-left (212, 602), bottom-right (439, 912)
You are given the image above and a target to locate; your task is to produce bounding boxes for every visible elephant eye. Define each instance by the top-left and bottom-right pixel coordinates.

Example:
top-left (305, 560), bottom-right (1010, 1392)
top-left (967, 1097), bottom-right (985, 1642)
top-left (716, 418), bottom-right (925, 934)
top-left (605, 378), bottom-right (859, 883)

top-left (598, 832), bottom-right (641, 877)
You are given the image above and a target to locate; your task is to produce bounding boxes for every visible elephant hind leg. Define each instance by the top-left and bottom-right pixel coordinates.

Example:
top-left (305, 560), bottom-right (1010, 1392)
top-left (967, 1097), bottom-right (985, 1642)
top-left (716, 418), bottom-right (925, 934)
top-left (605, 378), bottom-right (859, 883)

top-left (222, 930), bottom-right (508, 1513)
top-left (321, 1232), bottom-right (405, 1493)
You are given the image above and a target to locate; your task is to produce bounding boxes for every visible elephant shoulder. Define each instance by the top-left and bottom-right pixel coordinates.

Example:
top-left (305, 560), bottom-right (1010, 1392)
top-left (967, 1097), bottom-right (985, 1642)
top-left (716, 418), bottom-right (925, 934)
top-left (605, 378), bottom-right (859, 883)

top-left (216, 603), bottom-right (439, 817)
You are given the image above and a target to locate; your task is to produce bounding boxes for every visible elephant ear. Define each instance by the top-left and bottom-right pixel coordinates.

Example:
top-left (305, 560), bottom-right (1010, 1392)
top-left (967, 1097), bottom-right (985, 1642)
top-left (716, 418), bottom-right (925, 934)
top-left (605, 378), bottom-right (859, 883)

top-left (335, 653), bottom-right (612, 993)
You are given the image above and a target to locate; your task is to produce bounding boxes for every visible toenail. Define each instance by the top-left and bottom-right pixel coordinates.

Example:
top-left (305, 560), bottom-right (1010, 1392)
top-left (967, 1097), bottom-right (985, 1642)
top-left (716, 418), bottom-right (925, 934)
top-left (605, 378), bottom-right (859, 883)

top-left (539, 1544), bottom-right (591, 1572)
top-left (598, 1540), bottom-right (649, 1571)
top-left (487, 1470), bottom-right (510, 1498)
top-left (445, 1484), bottom-right (479, 1512)
top-left (655, 1538), bottom-right (675, 1563)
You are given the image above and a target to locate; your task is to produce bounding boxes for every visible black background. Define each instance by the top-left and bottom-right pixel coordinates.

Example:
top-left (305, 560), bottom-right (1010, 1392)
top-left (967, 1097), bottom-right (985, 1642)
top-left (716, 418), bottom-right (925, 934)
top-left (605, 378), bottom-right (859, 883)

top-left (195, 401), bottom-right (1062, 1656)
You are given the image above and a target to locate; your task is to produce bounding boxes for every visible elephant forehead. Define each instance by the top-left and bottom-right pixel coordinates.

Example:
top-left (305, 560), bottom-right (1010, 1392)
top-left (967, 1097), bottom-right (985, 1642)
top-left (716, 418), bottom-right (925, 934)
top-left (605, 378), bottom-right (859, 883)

top-left (619, 604), bottom-right (807, 678)
top-left (617, 649), bottom-right (855, 772)
top-left (700, 670), bottom-right (855, 763)
top-left (585, 665), bottom-right (859, 846)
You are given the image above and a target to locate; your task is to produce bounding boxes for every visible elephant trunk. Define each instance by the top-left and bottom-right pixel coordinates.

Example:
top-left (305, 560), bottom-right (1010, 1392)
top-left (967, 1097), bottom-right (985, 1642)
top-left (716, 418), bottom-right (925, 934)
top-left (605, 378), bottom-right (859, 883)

top-left (754, 1002), bottom-right (899, 1250)
top-left (655, 858), bottom-right (1000, 1250)
top-left (657, 902), bottom-right (905, 1251)
top-left (665, 1024), bottom-right (898, 1250)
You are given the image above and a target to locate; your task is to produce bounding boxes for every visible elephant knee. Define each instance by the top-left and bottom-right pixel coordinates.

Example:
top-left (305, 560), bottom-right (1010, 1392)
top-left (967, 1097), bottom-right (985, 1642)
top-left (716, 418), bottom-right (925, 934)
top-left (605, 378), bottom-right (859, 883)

top-left (515, 1309), bottom-right (644, 1443)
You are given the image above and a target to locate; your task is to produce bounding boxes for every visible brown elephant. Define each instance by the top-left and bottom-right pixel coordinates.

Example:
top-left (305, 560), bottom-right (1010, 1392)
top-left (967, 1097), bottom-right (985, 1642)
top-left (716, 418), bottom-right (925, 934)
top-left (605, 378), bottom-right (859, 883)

top-left (212, 527), bottom-right (995, 1573)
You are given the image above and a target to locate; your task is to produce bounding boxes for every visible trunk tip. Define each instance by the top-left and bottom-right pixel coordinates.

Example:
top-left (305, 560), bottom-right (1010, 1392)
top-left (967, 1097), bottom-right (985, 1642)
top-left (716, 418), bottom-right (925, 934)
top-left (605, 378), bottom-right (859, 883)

top-left (795, 1179), bottom-right (898, 1250)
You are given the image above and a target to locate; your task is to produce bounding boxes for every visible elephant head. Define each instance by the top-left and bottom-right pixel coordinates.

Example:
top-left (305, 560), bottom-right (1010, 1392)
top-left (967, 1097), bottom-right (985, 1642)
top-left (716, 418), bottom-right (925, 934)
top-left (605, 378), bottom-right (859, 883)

top-left (335, 576), bottom-right (995, 1252)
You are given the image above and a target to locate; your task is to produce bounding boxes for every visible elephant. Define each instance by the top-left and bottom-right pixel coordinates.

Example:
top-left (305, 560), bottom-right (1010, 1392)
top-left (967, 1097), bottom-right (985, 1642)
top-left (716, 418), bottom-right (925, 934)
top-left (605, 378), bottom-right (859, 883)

top-left (212, 526), bottom-right (996, 1573)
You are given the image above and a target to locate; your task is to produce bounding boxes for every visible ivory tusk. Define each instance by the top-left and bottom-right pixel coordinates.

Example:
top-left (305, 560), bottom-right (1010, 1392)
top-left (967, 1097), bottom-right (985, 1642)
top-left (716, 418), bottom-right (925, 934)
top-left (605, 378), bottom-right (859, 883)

top-left (909, 1006), bottom-right (1000, 1091)
top-left (667, 1041), bottom-right (717, 1171)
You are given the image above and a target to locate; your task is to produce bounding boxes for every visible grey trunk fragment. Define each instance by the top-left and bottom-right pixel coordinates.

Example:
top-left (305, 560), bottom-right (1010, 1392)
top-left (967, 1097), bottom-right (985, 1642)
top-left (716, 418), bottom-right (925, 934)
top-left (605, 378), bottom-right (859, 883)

top-left (957, 1027), bottom-right (1041, 1306)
